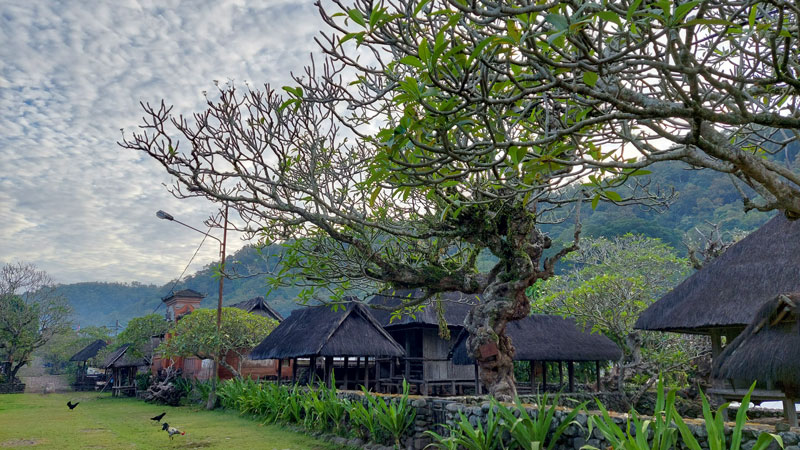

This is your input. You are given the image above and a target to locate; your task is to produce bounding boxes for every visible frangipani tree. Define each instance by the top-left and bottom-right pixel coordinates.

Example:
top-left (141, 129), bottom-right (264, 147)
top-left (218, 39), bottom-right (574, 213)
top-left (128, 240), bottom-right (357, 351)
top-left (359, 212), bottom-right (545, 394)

top-left (122, 0), bottom-right (800, 397)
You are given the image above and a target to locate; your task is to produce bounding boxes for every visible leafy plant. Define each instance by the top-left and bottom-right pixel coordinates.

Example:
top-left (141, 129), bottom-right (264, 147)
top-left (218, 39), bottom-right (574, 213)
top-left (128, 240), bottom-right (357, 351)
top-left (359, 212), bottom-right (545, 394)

top-left (367, 379), bottom-right (416, 447)
top-left (497, 393), bottom-right (587, 450)
top-left (427, 405), bottom-right (503, 450)
top-left (349, 395), bottom-right (378, 441)
top-left (673, 382), bottom-right (783, 450)
top-left (587, 377), bottom-right (678, 450)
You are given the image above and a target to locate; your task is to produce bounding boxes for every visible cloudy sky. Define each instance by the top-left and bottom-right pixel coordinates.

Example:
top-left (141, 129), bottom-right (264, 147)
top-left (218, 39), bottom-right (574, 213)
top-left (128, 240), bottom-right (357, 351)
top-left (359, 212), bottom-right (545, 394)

top-left (0, 0), bottom-right (325, 285)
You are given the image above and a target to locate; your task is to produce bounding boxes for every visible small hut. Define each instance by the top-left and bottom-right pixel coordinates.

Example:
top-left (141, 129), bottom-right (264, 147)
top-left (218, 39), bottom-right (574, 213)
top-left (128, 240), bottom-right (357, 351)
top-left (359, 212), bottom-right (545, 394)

top-left (231, 296), bottom-right (284, 322)
top-left (102, 344), bottom-right (147, 397)
top-left (714, 293), bottom-right (800, 426)
top-left (249, 302), bottom-right (405, 389)
top-left (450, 315), bottom-right (622, 393)
top-left (635, 214), bottom-right (800, 356)
top-left (368, 289), bottom-right (476, 395)
top-left (69, 339), bottom-right (107, 391)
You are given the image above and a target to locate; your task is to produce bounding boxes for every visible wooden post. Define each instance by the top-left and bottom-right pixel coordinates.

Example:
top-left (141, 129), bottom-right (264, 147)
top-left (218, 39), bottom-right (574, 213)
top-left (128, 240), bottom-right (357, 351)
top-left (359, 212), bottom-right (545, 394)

top-left (291, 358), bottom-right (297, 385)
top-left (404, 334), bottom-right (411, 382)
top-left (343, 357), bottom-right (349, 390)
top-left (530, 361), bottom-right (535, 393)
top-left (596, 361), bottom-right (601, 391)
top-left (309, 356), bottom-right (317, 385)
top-left (277, 359), bottom-right (283, 383)
top-left (364, 357), bottom-right (370, 391)
top-left (324, 356), bottom-right (333, 388)
top-left (783, 397), bottom-right (798, 427)
top-left (558, 361), bottom-right (563, 388)
top-left (542, 361), bottom-right (548, 391)
top-left (568, 361), bottom-right (575, 393)
top-left (474, 364), bottom-right (481, 395)
top-left (375, 357), bottom-right (379, 391)
top-left (710, 329), bottom-right (723, 358)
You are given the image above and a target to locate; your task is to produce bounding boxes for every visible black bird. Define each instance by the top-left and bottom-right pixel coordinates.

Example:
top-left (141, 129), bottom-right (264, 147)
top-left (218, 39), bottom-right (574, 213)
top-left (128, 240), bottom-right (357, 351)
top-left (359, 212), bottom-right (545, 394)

top-left (150, 412), bottom-right (166, 423)
top-left (67, 401), bottom-right (79, 410)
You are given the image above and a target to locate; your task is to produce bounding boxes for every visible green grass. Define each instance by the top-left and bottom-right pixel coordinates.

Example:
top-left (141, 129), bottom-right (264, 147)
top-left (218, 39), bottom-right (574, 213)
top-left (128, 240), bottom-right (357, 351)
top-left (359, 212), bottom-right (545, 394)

top-left (0, 392), bottom-right (338, 449)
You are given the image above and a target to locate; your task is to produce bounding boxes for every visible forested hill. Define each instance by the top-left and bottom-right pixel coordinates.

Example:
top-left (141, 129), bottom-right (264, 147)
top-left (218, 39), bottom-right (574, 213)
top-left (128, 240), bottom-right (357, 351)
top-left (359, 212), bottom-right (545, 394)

top-left (60, 160), bottom-right (777, 328)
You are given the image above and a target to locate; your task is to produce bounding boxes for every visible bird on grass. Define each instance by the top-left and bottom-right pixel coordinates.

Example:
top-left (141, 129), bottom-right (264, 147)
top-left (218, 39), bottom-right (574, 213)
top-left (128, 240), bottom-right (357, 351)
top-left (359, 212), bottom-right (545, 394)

top-left (67, 401), bottom-right (79, 410)
top-left (161, 422), bottom-right (185, 440)
top-left (150, 412), bottom-right (166, 423)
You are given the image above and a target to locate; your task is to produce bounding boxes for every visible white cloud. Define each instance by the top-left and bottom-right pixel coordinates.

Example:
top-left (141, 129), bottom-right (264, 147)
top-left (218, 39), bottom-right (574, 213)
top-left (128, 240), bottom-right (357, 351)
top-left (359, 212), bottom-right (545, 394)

top-left (0, 0), bottom-right (324, 284)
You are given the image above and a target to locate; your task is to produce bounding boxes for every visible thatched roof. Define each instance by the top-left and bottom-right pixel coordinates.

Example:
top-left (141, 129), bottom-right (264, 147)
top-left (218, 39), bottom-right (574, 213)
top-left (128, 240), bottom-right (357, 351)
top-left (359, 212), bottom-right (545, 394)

top-left (635, 214), bottom-right (800, 334)
top-left (368, 289), bottom-right (477, 329)
top-left (713, 293), bottom-right (800, 393)
top-left (69, 339), bottom-right (107, 362)
top-left (162, 289), bottom-right (204, 303)
top-left (102, 344), bottom-right (147, 369)
top-left (230, 296), bottom-right (283, 322)
top-left (450, 315), bottom-right (622, 365)
top-left (249, 302), bottom-right (406, 359)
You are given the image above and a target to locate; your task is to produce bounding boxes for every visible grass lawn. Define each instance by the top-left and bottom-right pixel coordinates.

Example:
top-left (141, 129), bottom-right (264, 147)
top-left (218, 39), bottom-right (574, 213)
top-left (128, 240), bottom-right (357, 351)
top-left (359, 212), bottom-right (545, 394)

top-left (0, 392), bottom-right (337, 449)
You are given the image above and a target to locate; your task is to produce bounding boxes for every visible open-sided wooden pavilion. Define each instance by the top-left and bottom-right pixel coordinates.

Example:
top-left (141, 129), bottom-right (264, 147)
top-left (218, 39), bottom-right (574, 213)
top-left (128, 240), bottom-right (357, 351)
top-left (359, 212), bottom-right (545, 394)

top-left (635, 214), bottom-right (800, 408)
top-left (450, 315), bottom-right (622, 393)
top-left (249, 302), bottom-right (405, 389)
top-left (714, 293), bottom-right (800, 426)
top-left (231, 296), bottom-right (284, 322)
top-left (368, 289), bottom-right (477, 395)
top-left (635, 214), bottom-right (800, 353)
top-left (102, 344), bottom-right (148, 397)
top-left (69, 339), bottom-right (107, 391)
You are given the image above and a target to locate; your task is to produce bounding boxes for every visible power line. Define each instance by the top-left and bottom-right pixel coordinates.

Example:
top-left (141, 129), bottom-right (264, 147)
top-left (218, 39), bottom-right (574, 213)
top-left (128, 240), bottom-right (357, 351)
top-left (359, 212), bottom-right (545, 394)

top-left (152, 229), bottom-right (211, 314)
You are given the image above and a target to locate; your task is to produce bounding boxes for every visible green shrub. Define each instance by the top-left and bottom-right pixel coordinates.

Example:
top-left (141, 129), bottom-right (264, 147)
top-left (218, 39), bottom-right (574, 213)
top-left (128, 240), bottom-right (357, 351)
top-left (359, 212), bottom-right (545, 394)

top-left (367, 379), bottom-right (416, 447)
top-left (426, 405), bottom-right (502, 450)
top-left (135, 373), bottom-right (152, 391)
top-left (497, 393), bottom-right (587, 450)
top-left (673, 382), bottom-right (783, 450)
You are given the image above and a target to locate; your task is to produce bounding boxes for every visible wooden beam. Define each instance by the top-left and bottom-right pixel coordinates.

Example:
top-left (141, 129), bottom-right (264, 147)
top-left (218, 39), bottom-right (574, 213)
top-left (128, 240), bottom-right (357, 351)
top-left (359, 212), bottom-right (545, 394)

top-left (530, 361), bottom-right (535, 393)
top-left (558, 361), bottom-right (563, 388)
top-left (364, 357), bottom-right (370, 391)
top-left (309, 356), bottom-right (317, 385)
top-left (343, 357), bottom-right (349, 390)
top-left (324, 356), bottom-right (333, 388)
top-left (277, 359), bottom-right (283, 384)
top-left (291, 358), bottom-right (297, 385)
top-left (542, 361), bottom-right (547, 391)
top-left (711, 329), bottom-right (723, 358)
top-left (474, 364), bottom-right (481, 395)
top-left (404, 333), bottom-right (411, 381)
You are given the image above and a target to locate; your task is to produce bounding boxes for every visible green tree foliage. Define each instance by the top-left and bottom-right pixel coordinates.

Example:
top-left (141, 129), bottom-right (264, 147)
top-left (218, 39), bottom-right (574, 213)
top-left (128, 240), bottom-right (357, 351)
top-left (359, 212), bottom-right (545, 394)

top-left (159, 307), bottom-right (277, 379)
top-left (0, 262), bottom-right (72, 383)
top-left (120, 0), bottom-right (800, 397)
top-left (37, 326), bottom-right (113, 375)
top-left (115, 314), bottom-right (169, 365)
top-left (534, 235), bottom-right (704, 393)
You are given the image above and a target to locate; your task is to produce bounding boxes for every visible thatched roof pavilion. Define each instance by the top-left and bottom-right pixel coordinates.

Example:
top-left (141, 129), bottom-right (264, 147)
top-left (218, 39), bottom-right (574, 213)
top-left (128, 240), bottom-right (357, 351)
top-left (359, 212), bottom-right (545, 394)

top-left (249, 302), bottom-right (405, 388)
top-left (368, 289), bottom-right (475, 329)
top-left (635, 214), bottom-right (800, 335)
top-left (70, 339), bottom-right (107, 362)
top-left (102, 344), bottom-right (148, 397)
top-left (449, 315), bottom-right (622, 392)
top-left (450, 315), bottom-right (622, 364)
top-left (713, 293), bottom-right (800, 425)
top-left (230, 296), bottom-right (283, 322)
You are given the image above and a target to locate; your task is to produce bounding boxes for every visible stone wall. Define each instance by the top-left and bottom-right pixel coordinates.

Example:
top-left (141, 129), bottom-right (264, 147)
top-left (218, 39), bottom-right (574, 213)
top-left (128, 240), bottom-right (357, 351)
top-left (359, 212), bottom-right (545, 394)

top-left (334, 391), bottom-right (799, 450)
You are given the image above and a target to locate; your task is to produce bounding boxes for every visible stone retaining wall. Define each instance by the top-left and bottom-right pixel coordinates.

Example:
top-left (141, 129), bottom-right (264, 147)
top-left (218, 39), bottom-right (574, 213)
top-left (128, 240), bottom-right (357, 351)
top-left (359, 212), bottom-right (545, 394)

top-left (334, 391), bottom-right (799, 450)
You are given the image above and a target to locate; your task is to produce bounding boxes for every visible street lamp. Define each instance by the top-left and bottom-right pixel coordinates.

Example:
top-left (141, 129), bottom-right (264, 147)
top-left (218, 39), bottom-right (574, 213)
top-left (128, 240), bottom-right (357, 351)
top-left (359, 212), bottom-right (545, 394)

top-left (156, 207), bottom-right (228, 410)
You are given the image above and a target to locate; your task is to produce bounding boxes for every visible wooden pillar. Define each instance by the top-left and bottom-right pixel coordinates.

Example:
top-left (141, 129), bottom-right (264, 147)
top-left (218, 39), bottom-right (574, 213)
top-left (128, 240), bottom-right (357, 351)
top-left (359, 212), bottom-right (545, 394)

top-left (309, 356), bottom-right (317, 385)
top-left (784, 397), bottom-right (798, 427)
top-left (568, 361), bottom-right (575, 393)
top-left (364, 357), bottom-right (370, 391)
top-left (529, 361), bottom-right (535, 393)
top-left (542, 361), bottom-right (548, 391)
top-left (474, 364), bottom-right (481, 395)
top-left (404, 334), bottom-right (411, 381)
top-left (710, 329), bottom-right (723, 358)
top-left (558, 361), bottom-right (563, 388)
top-left (343, 357), bottom-right (349, 390)
top-left (291, 358), bottom-right (297, 385)
top-left (596, 361), bottom-right (601, 391)
top-left (277, 359), bottom-right (283, 383)
top-left (375, 357), bottom-right (379, 390)
top-left (324, 356), bottom-right (333, 388)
